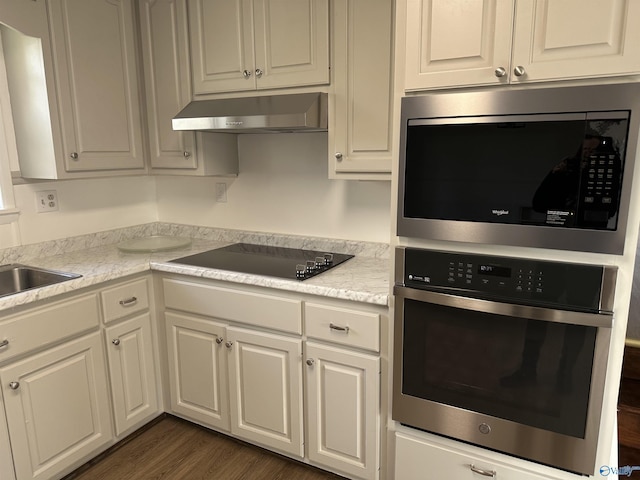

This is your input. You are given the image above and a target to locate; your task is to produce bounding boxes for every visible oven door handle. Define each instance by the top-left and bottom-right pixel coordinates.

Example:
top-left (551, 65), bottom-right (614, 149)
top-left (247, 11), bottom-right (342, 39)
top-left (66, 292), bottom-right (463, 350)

top-left (394, 286), bottom-right (613, 328)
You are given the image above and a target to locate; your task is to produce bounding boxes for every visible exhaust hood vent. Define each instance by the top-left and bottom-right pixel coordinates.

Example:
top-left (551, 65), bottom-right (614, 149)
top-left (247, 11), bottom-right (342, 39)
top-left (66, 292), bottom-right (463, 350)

top-left (172, 92), bottom-right (327, 133)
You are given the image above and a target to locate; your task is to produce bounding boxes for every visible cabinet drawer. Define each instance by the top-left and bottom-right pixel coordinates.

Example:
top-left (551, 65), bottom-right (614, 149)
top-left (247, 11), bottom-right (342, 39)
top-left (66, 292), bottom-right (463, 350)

top-left (101, 277), bottom-right (150, 324)
top-left (395, 432), bottom-right (557, 480)
top-left (163, 278), bottom-right (302, 334)
top-left (0, 293), bottom-right (100, 363)
top-left (305, 303), bottom-right (379, 352)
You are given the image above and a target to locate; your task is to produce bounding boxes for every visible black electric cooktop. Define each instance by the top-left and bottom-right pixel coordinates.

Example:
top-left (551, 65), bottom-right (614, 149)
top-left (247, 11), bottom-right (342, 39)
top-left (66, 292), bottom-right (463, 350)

top-left (170, 243), bottom-right (354, 281)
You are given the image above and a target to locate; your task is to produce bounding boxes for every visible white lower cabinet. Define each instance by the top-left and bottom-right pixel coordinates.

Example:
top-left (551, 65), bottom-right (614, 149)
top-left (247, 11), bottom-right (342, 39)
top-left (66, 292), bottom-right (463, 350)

top-left (165, 311), bottom-right (229, 431)
top-left (0, 332), bottom-right (112, 480)
top-left (0, 390), bottom-right (15, 480)
top-left (104, 313), bottom-right (159, 436)
top-left (164, 311), bottom-right (304, 458)
top-left (305, 342), bottom-right (379, 480)
top-left (161, 276), bottom-right (384, 477)
top-left (227, 326), bottom-right (303, 458)
top-left (395, 431), bottom-right (568, 480)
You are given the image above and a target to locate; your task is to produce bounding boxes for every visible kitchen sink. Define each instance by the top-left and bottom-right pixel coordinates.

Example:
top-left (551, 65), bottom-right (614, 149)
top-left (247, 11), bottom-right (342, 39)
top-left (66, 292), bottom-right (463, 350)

top-left (0, 264), bottom-right (82, 298)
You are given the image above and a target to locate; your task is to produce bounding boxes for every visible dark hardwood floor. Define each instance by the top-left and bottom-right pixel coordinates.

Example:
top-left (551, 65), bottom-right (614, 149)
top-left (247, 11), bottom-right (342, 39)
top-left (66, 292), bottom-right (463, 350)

top-left (64, 415), bottom-right (346, 480)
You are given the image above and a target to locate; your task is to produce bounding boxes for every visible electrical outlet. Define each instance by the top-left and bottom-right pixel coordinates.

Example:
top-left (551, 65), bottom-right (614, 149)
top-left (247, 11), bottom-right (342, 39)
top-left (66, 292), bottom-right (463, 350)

top-left (215, 182), bottom-right (227, 203)
top-left (36, 190), bottom-right (59, 213)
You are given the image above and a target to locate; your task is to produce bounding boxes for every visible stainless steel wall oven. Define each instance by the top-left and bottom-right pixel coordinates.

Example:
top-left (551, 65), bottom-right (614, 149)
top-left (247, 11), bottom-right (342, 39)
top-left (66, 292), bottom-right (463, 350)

top-left (392, 247), bottom-right (617, 475)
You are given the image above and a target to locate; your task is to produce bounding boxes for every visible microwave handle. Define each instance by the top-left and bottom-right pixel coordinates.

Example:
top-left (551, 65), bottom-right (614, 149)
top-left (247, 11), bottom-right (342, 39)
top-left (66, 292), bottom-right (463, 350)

top-left (394, 285), bottom-right (612, 328)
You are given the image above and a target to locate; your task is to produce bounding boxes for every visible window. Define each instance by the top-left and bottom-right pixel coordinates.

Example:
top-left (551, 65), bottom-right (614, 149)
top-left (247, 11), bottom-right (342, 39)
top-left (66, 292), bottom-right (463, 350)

top-left (0, 32), bottom-right (19, 223)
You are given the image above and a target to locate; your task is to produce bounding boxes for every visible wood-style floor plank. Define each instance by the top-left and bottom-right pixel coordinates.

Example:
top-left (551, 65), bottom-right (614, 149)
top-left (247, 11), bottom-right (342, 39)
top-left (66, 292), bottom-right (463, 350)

top-left (64, 416), bottom-right (345, 480)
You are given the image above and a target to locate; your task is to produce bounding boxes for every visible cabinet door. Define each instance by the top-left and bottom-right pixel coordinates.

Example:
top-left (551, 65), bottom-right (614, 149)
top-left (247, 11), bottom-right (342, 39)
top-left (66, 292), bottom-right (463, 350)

top-left (512, 0), bottom-right (640, 83)
top-left (226, 326), bottom-right (303, 458)
top-left (252, 0), bottom-right (330, 90)
top-left (189, 0), bottom-right (255, 94)
top-left (139, 0), bottom-right (196, 170)
top-left (165, 312), bottom-right (230, 431)
top-left (305, 342), bottom-right (379, 480)
top-left (0, 390), bottom-right (15, 480)
top-left (404, 0), bottom-right (514, 90)
top-left (330, 0), bottom-right (392, 180)
top-left (0, 333), bottom-right (112, 480)
top-left (105, 313), bottom-right (159, 436)
top-left (48, 0), bottom-right (145, 172)
top-left (189, 0), bottom-right (329, 94)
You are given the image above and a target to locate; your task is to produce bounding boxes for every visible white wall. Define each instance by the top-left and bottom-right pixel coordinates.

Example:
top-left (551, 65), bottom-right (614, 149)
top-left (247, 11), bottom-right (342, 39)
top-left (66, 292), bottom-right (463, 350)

top-left (0, 132), bottom-right (392, 249)
top-left (155, 133), bottom-right (392, 243)
top-left (2, 175), bottom-right (157, 246)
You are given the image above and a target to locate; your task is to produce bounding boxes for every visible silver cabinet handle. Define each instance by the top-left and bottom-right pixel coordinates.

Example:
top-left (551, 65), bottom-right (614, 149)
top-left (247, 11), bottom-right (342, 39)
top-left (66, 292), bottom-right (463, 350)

top-left (243, 69), bottom-right (252, 79)
top-left (70, 152), bottom-right (79, 160)
top-left (119, 297), bottom-right (138, 307)
top-left (216, 337), bottom-right (224, 345)
top-left (335, 152), bottom-right (343, 162)
top-left (255, 68), bottom-right (263, 78)
top-left (183, 151), bottom-right (191, 158)
top-left (225, 341), bottom-right (233, 349)
top-left (469, 464), bottom-right (496, 477)
top-left (306, 358), bottom-right (315, 366)
top-left (513, 65), bottom-right (526, 77)
top-left (0, 339), bottom-right (8, 349)
top-left (494, 67), bottom-right (506, 77)
top-left (329, 323), bottom-right (349, 334)
top-left (112, 339), bottom-right (121, 346)
top-left (8, 381), bottom-right (19, 390)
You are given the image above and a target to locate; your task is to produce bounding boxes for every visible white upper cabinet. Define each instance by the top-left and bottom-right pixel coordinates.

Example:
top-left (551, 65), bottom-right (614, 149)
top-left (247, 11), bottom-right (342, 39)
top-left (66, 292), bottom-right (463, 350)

top-left (404, 0), bottom-right (640, 91)
top-left (48, 0), bottom-right (145, 173)
top-left (2, 0), bottom-right (146, 178)
top-left (189, 0), bottom-right (330, 94)
top-left (139, 0), bottom-right (238, 175)
top-left (139, 0), bottom-right (196, 171)
top-left (329, 0), bottom-right (393, 180)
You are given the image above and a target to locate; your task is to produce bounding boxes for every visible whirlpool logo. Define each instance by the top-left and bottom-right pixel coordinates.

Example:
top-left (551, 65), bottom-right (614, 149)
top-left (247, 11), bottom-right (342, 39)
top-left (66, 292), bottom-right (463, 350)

top-left (491, 209), bottom-right (510, 216)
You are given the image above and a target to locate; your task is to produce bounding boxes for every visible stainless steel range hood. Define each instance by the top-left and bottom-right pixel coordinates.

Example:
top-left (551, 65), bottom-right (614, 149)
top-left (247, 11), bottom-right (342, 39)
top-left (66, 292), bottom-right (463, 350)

top-left (172, 92), bottom-right (327, 133)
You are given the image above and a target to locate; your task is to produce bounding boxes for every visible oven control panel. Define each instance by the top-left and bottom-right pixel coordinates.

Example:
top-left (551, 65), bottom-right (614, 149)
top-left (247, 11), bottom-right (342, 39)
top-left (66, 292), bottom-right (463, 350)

top-left (397, 247), bottom-right (616, 311)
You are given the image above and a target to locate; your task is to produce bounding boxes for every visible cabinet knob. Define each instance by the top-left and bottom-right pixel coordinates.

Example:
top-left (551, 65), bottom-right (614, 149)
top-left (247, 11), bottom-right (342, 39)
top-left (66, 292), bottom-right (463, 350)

top-left (69, 152), bottom-right (79, 160)
top-left (112, 339), bottom-right (121, 346)
top-left (513, 65), bottom-right (526, 77)
top-left (8, 381), bottom-right (19, 390)
top-left (335, 152), bottom-right (343, 162)
top-left (216, 337), bottom-right (224, 345)
top-left (255, 68), bottom-right (263, 78)
top-left (242, 70), bottom-right (252, 79)
top-left (494, 67), bottom-right (506, 78)
top-left (0, 339), bottom-right (8, 349)
top-left (183, 151), bottom-right (191, 158)
top-left (225, 341), bottom-right (233, 349)
top-left (306, 358), bottom-right (315, 367)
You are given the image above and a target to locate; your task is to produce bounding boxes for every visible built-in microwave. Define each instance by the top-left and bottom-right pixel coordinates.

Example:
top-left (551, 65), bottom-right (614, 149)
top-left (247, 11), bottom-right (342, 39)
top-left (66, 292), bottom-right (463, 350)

top-left (397, 83), bottom-right (640, 254)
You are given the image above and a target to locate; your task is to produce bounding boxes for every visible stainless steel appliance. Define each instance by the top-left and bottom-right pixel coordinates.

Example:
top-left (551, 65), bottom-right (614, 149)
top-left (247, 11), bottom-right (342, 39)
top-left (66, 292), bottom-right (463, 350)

top-left (172, 93), bottom-right (327, 133)
top-left (397, 82), bottom-right (640, 254)
top-left (393, 247), bottom-right (617, 475)
top-left (170, 243), bottom-right (353, 281)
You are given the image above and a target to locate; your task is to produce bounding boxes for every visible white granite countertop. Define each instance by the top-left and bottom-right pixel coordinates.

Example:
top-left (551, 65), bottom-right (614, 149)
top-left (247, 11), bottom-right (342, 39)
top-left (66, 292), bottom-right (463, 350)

top-left (0, 228), bottom-right (390, 313)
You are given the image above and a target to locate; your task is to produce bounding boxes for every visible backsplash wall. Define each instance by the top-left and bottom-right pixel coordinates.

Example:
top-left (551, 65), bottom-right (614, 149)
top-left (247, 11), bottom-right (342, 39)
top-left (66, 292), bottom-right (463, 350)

top-left (155, 133), bottom-right (392, 244)
top-left (1, 133), bottom-right (391, 249)
top-left (2, 175), bottom-right (157, 247)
